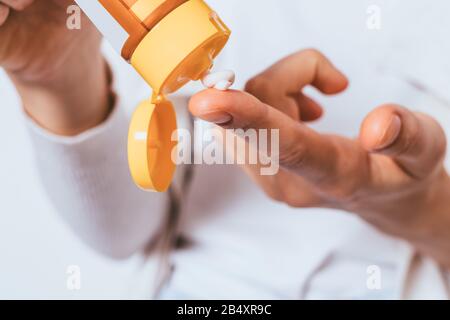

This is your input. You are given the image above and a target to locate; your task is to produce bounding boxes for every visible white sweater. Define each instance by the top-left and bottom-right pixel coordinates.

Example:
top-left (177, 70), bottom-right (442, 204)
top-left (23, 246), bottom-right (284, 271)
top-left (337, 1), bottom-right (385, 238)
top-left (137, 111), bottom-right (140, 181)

top-left (24, 0), bottom-right (450, 299)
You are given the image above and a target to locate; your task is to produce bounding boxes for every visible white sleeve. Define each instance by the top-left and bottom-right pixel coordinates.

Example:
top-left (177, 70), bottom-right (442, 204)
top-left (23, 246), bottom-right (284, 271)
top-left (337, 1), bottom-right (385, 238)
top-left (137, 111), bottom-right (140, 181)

top-left (25, 100), bottom-right (168, 259)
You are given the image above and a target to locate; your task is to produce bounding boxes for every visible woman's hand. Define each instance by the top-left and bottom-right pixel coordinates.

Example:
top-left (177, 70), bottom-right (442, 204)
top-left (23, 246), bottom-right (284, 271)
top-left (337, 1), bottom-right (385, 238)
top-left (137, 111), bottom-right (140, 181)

top-left (0, 0), bottom-right (111, 135)
top-left (189, 49), bottom-right (450, 268)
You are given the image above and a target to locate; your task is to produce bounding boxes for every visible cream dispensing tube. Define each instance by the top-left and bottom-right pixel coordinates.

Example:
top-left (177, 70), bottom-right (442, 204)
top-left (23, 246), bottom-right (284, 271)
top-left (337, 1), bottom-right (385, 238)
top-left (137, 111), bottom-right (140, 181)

top-left (74, 0), bottom-right (231, 192)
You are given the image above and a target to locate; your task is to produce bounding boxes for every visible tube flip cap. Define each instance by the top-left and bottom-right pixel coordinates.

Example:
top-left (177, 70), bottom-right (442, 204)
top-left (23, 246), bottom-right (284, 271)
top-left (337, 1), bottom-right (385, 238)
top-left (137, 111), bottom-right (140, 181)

top-left (128, 99), bottom-right (177, 192)
top-left (130, 0), bottom-right (231, 95)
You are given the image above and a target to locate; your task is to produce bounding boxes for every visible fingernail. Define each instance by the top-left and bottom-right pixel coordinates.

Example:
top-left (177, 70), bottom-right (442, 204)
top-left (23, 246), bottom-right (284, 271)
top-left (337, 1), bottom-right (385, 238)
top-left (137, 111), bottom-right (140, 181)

top-left (376, 115), bottom-right (402, 150)
top-left (200, 112), bottom-right (233, 125)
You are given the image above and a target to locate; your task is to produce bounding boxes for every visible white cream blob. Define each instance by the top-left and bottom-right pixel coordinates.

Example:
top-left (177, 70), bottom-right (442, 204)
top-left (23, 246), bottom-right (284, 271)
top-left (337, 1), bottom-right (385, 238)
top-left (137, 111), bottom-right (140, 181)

top-left (201, 70), bottom-right (235, 91)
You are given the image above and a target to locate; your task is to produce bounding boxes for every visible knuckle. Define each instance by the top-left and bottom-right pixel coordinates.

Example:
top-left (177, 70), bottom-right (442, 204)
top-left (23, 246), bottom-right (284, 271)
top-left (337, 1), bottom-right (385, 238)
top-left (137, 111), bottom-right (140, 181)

top-left (245, 76), bottom-right (272, 98)
top-left (300, 48), bottom-right (325, 64)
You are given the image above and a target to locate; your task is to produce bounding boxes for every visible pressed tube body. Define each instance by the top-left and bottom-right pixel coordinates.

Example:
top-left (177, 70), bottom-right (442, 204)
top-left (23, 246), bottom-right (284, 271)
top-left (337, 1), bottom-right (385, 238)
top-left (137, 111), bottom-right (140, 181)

top-left (75, 0), bottom-right (231, 95)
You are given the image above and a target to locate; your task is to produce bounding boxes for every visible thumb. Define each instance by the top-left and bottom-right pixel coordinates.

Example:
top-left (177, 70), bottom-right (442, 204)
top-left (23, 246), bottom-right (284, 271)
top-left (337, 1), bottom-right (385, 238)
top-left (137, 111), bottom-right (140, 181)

top-left (359, 104), bottom-right (447, 179)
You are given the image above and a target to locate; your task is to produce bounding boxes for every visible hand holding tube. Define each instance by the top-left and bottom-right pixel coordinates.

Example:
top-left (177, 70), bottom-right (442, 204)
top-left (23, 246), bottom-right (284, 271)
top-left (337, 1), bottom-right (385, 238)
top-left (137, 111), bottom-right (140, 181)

top-left (0, 0), bottom-right (112, 136)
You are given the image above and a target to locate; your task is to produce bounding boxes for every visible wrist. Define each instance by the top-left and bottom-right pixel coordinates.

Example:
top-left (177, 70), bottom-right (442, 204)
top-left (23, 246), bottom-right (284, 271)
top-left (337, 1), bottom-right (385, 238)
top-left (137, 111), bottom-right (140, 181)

top-left (415, 172), bottom-right (450, 268)
top-left (9, 54), bottom-right (113, 136)
top-left (383, 170), bottom-right (450, 268)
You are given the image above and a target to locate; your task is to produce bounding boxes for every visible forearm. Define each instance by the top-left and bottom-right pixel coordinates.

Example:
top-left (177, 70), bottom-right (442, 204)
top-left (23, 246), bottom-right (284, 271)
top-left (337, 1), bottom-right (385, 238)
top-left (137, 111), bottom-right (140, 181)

top-left (356, 169), bottom-right (450, 269)
top-left (410, 172), bottom-right (450, 269)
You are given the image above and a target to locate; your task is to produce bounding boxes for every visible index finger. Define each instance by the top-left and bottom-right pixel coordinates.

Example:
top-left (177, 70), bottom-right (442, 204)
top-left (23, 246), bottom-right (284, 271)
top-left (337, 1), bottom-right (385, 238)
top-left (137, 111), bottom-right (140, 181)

top-left (189, 89), bottom-right (342, 184)
top-left (247, 49), bottom-right (349, 97)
